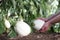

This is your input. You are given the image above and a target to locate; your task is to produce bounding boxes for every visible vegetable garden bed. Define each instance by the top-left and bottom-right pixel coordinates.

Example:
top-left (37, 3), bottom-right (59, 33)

top-left (0, 32), bottom-right (60, 40)
top-left (0, 0), bottom-right (60, 40)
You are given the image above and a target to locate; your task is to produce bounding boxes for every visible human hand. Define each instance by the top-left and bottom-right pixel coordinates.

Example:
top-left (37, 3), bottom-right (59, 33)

top-left (38, 18), bottom-right (52, 32)
top-left (39, 21), bottom-right (51, 32)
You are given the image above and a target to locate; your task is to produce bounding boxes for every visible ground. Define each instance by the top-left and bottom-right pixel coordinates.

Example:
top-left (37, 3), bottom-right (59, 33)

top-left (0, 32), bottom-right (60, 40)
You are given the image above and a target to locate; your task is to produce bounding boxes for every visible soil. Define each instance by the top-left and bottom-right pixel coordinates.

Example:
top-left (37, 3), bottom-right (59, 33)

top-left (0, 32), bottom-right (60, 40)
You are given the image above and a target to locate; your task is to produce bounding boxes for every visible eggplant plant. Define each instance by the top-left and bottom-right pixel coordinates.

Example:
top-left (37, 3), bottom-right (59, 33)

top-left (0, 0), bottom-right (60, 38)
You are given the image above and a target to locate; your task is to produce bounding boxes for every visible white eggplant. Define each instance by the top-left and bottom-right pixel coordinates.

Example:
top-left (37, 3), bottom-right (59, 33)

top-left (14, 20), bottom-right (31, 37)
top-left (4, 19), bottom-right (11, 29)
top-left (33, 19), bottom-right (45, 30)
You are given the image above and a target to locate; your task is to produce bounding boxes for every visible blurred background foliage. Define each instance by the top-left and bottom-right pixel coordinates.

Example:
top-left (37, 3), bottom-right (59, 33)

top-left (0, 0), bottom-right (60, 38)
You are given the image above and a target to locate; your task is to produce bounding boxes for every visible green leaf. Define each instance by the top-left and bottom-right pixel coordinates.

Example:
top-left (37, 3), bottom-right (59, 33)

top-left (8, 29), bottom-right (17, 38)
top-left (0, 21), bottom-right (5, 34)
top-left (0, 26), bottom-right (5, 34)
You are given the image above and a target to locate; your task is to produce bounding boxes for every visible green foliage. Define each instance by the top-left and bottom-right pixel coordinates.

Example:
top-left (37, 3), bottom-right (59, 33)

top-left (0, 0), bottom-right (60, 38)
top-left (8, 29), bottom-right (17, 38)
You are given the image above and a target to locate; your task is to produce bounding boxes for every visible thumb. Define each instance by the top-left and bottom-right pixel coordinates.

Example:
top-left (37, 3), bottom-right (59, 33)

top-left (38, 18), bottom-right (47, 22)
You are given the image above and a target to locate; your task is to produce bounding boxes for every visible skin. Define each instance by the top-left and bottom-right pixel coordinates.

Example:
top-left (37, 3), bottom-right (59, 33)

top-left (39, 12), bottom-right (60, 32)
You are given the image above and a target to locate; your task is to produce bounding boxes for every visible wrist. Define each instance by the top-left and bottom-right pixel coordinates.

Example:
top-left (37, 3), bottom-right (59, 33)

top-left (47, 20), bottom-right (52, 26)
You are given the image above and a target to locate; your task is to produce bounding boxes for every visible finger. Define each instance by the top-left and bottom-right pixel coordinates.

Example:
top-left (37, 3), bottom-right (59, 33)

top-left (39, 26), bottom-right (48, 32)
top-left (38, 18), bottom-right (47, 22)
top-left (38, 18), bottom-right (45, 20)
top-left (40, 28), bottom-right (46, 32)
